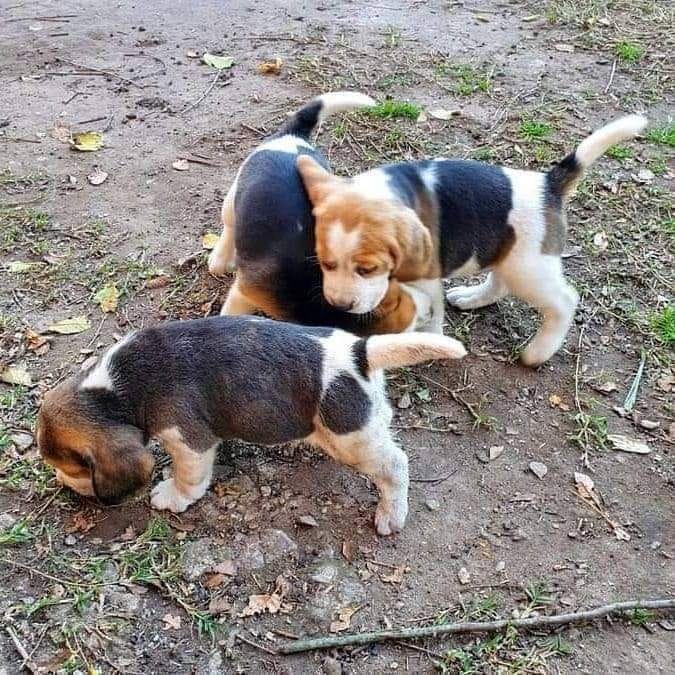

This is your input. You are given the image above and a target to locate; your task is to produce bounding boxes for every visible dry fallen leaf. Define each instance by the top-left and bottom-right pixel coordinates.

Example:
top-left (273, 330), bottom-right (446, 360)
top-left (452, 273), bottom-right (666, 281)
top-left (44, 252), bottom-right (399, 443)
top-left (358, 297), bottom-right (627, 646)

top-left (172, 159), bottom-right (189, 171)
top-left (208, 596), bottom-right (231, 615)
top-left (330, 606), bottom-right (358, 633)
top-left (71, 131), bottom-right (103, 152)
top-left (257, 57), bottom-right (283, 75)
top-left (427, 108), bottom-right (459, 121)
top-left (593, 231), bottom-right (609, 251)
top-left (25, 329), bottom-right (49, 353)
top-left (88, 168), bottom-right (108, 185)
top-left (162, 613), bottom-right (182, 630)
top-left (594, 381), bottom-right (618, 395)
top-left (548, 394), bottom-right (570, 411)
top-left (47, 316), bottom-right (91, 334)
top-left (204, 573), bottom-right (227, 589)
top-left (416, 110), bottom-right (428, 123)
top-left (65, 511), bottom-right (97, 534)
top-left (0, 365), bottom-right (32, 387)
top-left (202, 53), bottom-right (234, 70)
top-left (382, 564), bottom-right (407, 584)
top-left (145, 275), bottom-right (171, 289)
top-left (240, 592), bottom-right (282, 617)
top-left (297, 514), bottom-right (318, 527)
top-left (202, 232), bottom-right (219, 250)
top-left (94, 284), bottom-right (119, 313)
top-left (342, 539), bottom-right (355, 562)
top-left (607, 434), bottom-right (651, 455)
top-left (7, 261), bottom-right (44, 273)
top-left (50, 121), bottom-right (71, 143)
top-left (554, 42), bottom-right (575, 52)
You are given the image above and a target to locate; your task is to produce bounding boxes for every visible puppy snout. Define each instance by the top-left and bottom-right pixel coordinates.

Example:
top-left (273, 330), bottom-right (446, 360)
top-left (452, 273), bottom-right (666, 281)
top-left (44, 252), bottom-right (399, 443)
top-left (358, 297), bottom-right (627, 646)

top-left (332, 299), bottom-right (354, 311)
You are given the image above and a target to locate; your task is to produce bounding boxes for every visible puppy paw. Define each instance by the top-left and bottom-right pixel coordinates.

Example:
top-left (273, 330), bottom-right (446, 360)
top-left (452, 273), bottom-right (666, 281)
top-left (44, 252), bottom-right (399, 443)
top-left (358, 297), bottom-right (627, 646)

top-left (446, 285), bottom-right (481, 310)
top-left (374, 500), bottom-right (408, 536)
top-left (520, 342), bottom-right (553, 367)
top-left (150, 478), bottom-right (194, 513)
top-left (207, 249), bottom-right (236, 277)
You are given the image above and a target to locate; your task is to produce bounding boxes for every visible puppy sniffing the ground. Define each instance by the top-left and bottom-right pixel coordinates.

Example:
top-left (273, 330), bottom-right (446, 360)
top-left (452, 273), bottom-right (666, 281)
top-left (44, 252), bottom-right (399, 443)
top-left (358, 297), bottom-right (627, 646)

top-left (207, 92), bottom-right (434, 334)
top-left (297, 114), bottom-right (648, 365)
top-left (37, 316), bottom-right (466, 535)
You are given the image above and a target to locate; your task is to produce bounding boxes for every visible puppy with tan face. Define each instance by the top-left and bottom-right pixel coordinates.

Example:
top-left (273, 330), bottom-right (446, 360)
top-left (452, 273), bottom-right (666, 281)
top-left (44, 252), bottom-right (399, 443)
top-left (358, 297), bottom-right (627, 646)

top-left (298, 114), bottom-right (647, 365)
top-left (37, 316), bottom-right (466, 535)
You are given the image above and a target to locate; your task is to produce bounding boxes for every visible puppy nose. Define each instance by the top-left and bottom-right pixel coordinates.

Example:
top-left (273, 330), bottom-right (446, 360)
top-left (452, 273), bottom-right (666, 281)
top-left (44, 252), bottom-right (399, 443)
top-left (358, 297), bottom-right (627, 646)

top-left (332, 299), bottom-right (354, 311)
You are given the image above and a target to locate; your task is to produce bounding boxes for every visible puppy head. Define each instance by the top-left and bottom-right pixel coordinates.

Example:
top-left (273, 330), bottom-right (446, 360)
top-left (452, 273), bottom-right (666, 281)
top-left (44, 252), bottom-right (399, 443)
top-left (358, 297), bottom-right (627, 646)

top-left (37, 379), bottom-right (154, 505)
top-left (297, 155), bottom-right (432, 314)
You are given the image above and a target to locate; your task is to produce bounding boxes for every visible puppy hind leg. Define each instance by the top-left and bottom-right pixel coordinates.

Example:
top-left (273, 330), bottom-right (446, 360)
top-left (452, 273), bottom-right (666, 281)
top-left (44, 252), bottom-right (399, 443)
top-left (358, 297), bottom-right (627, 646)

top-left (220, 275), bottom-right (259, 316)
top-left (446, 271), bottom-right (507, 310)
top-left (208, 180), bottom-right (237, 276)
top-left (508, 259), bottom-right (578, 366)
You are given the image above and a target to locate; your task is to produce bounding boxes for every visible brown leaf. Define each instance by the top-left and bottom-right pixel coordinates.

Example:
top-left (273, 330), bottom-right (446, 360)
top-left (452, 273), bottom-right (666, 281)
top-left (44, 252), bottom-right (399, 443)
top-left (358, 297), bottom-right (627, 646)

top-left (593, 381), bottom-right (618, 395)
top-left (145, 275), bottom-right (171, 289)
top-left (50, 121), bottom-right (71, 143)
top-left (204, 573), bottom-right (227, 589)
top-left (257, 57), bottom-right (283, 75)
top-left (330, 606), bottom-right (357, 633)
top-left (548, 394), bottom-right (570, 411)
top-left (342, 539), bottom-right (355, 562)
top-left (208, 596), bottom-right (232, 615)
top-left (162, 613), bottom-right (182, 630)
top-left (382, 564), bottom-right (407, 584)
top-left (240, 592), bottom-right (282, 617)
top-left (25, 329), bottom-right (49, 353)
top-left (65, 511), bottom-right (97, 534)
top-left (297, 514), bottom-right (318, 528)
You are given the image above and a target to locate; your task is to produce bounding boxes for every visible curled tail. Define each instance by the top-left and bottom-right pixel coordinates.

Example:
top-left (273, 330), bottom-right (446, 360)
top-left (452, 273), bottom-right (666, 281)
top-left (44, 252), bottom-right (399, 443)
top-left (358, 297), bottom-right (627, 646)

top-left (362, 333), bottom-right (466, 372)
top-left (275, 91), bottom-right (376, 140)
top-left (547, 114), bottom-right (648, 198)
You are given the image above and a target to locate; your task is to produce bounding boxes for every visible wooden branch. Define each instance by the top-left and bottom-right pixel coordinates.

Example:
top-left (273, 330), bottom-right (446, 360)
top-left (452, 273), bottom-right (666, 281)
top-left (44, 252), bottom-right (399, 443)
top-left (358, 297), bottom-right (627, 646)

top-left (278, 598), bottom-right (675, 654)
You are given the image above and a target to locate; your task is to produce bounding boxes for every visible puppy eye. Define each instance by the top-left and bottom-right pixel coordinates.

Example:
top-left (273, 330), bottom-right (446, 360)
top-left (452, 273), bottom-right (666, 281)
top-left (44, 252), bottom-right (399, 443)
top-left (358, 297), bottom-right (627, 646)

top-left (356, 265), bottom-right (377, 276)
top-left (321, 261), bottom-right (337, 271)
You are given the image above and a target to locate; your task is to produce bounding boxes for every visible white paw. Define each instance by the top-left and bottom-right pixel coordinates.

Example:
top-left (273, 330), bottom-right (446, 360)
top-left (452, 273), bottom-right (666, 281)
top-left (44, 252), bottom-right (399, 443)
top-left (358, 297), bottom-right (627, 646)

top-left (521, 341), bottom-right (555, 367)
top-left (374, 499), bottom-right (408, 536)
top-left (150, 478), bottom-right (194, 513)
top-left (207, 249), bottom-right (236, 277)
top-left (446, 285), bottom-right (481, 310)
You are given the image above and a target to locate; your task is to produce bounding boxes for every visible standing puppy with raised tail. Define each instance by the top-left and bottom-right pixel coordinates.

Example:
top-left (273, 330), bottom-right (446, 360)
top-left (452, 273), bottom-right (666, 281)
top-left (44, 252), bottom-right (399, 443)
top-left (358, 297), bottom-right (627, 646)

top-left (297, 114), bottom-right (648, 365)
top-left (37, 316), bottom-right (466, 536)
top-left (208, 92), bottom-right (434, 334)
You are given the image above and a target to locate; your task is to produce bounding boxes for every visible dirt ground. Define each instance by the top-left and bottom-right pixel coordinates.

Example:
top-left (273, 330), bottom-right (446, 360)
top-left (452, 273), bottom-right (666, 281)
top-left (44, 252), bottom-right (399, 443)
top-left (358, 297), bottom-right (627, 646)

top-left (1, 0), bottom-right (673, 673)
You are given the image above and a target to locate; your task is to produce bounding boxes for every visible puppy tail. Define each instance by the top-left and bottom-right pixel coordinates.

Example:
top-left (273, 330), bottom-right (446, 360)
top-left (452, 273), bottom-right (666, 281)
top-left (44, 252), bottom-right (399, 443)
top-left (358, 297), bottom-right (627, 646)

top-left (363, 333), bottom-right (467, 372)
top-left (276, 91), bottom-right (376, 140)
top-left (547, 114), bottom-right (647, 198)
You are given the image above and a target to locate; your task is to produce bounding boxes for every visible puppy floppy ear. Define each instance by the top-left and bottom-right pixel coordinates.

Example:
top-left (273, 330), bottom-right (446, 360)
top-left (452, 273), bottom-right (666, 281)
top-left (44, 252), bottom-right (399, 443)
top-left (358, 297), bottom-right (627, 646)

top-left (392, 206), bottom-right (433, 272)
top-left (296, 155), bottom-right (337, 207)
top-left (90, 426), bottom-right (154, 505)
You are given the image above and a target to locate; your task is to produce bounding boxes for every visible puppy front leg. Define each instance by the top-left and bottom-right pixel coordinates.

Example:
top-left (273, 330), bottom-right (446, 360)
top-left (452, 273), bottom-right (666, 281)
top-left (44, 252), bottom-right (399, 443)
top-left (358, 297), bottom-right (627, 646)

top-left (151, 429), bottom-right (216, 513)
top-left (208, 179), bottom-right (237, 277)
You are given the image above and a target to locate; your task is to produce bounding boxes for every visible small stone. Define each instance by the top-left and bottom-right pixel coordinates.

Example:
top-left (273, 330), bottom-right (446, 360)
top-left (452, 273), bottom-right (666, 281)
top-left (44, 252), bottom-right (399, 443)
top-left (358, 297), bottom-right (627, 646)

top-left (309, 561), bottom-right (340, 585)
top-left (10, 432), bottom-right (33, 451)
top-left (425, 498), bottom-right (440, 511)
top-left (568, 531), bottom-right (577, 539)
top-left (529, 461), bottom-right (548, 480)
top-left (397, 392), bottom-right (411, 409)
top-left (639, 419), bottom-right (659, 430)
top-left (297, 514), bottom-right (318, 527)
top-left (458, 567), bottom-right (470, 584)
top-left (495, 560), bottom-right (506, 572)
top-left (0, 513), bottom-right (17, 530)
top-left (64, 534), bottom-right (77, 546)
top-left (260, 485), bottom-right (272, 497)
top-left (390, 663), bottom-right (399, 670)
top-left (489, 445), bottom-right (504, 461)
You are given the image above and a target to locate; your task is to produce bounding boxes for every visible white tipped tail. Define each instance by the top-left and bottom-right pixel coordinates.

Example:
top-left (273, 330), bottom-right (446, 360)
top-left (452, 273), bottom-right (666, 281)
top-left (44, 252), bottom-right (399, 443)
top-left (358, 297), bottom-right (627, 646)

top-left (575, 114), bottom-right (648, 168)
top-left (317, 91), bottom-right (376, 121)
top-left (365, 333), bottom-right (467, 371)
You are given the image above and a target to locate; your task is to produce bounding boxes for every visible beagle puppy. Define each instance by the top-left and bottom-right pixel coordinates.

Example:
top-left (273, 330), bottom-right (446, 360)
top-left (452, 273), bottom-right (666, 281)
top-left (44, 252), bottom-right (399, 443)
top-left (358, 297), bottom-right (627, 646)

top-left (297, 114), bottom-right (648, 365)
top-left (37, 316), bottom-right (466, 535)
top-left (207, 92), bottom-right (434, 335)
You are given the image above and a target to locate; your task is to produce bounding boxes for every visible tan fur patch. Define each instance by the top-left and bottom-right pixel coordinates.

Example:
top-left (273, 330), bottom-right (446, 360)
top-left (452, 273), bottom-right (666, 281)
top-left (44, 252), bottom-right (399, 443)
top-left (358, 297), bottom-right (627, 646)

top-left (365, 281), bottom-right (418, 335)
top-left (235, 277), bottom-right (288, 320)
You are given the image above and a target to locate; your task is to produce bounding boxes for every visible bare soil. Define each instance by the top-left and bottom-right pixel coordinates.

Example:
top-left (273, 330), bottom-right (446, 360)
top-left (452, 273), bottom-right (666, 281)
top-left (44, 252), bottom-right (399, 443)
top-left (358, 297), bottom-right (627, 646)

top-left (0, 1), bottom-right (673, 673)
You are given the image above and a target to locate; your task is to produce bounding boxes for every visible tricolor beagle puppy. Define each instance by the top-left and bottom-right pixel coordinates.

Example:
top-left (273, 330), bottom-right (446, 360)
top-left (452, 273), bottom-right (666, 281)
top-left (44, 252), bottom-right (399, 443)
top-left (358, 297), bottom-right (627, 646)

top-left (207, 92), bottom-right (434, 335)
top-left (297, 114), bottom-right (648, 365)
top-left (37, 316), bottom-right (466, 535)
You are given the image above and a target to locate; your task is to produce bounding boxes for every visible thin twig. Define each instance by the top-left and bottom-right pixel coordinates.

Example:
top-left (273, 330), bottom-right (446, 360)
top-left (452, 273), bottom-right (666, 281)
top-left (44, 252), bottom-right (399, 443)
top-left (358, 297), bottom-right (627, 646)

top-left (55, 57), bottom-right (145, 89)
top-left (278, 598), bottom-right (675, 654)
top-left (410, 468), bottom-right (458, 484)
top-left (236, 633), bottom-right (278, 655)
top-left (604, 59), bottom-right (617, 94)
top-left (5, 626), bottom-right (38, 674)
top-left (623, 349), bottom-right (646, 413)
top-left (181, 71), bottom-right (229, 114)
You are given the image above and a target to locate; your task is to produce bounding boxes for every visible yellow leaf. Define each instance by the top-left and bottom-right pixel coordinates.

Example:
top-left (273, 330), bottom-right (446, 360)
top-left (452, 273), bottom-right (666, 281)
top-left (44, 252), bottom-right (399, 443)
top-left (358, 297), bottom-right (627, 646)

top-left (0, 365), bottom-right (32, 387)
top-left (202, 53), bottom-right (234, 70)
top-left (94, 284), bottom-right (119, 313)
top-left (257, 57), bottom-right (283, 75)
top-left (71, 131), bottom-right (103, 152)
top-left (7, 261), bottom-right (44, 273)
top-left (202, 232), bottom-right (219, 250)
top-left (47, 316), bottom-right (91, 334)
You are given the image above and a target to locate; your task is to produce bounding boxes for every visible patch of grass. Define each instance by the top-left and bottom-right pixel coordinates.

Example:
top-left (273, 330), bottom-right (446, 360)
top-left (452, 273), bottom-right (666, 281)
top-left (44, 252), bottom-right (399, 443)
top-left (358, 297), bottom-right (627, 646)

top-left (615, 40), bottom-right (645, 63)
top-left (0, 458), bottom-right (53, 495)
top-left (651, 306), bottom-right (675, 345)
top-left (436, 63), bottom-right (492, 96)
top-left (520, 119), bottom-right (552, 141)
top-left (383, 129), bottom-right (403, 148)
top-left (606, 145), bottom-right (634, 160)
top-left (0, 518), bottom-right (32, 546)
top-left (0, 206), bottom-right (50, 252)
top-left (546, 0), bottom-right (608, 26)
top-left (471, 147), bottom-right (495, 162)
top-left (648, 154), bottom-right (667, 176)
top-left (365, 99), bottom-right (420, 120)
top-left (533, 143), bottom-right (555, 165)
top-left (628, 607), bottom-right (655, 626)
top-left (569, 411), bottom-right (608, 453)
top-left (646, 123), bottom-right (675, 147)
top-left (382, 25), bottom-right (402, 49)
top-left (662, 217), bottom-right (675, 237)
top-left (524, 581), bottom-right (555, 611)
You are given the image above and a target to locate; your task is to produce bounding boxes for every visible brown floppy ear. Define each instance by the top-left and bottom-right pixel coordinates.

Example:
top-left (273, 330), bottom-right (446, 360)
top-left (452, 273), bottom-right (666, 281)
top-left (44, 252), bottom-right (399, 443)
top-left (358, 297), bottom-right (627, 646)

top-left (90, 426), bottom-right (154, 505)
top-left (296, 155), bottom-right (337, 207)
top-left (393, 206), bottom-right (433, 273)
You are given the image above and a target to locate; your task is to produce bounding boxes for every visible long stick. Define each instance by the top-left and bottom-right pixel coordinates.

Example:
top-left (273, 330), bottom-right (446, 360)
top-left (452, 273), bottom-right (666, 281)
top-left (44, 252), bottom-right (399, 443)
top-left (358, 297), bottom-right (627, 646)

top-left (278, 598), bottom-right (675, 654)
